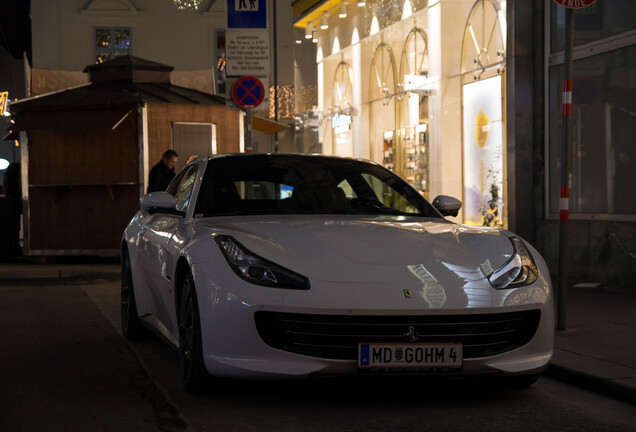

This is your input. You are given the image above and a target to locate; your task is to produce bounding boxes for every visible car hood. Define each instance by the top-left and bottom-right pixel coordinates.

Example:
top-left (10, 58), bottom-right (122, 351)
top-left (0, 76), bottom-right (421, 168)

top-left (198, 215), bottom-right (514, 285)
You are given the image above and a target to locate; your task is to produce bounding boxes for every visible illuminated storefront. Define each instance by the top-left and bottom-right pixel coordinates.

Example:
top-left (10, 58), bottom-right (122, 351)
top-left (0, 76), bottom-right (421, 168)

top-left (294, 0), bottom-right (508, 225)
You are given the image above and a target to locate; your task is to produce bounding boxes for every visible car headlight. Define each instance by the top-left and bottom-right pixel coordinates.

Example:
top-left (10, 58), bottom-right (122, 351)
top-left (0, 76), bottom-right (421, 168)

top-left (488, 237), bottom-right (538, 289)
top-left (215, 235), bottom-right (310, 290)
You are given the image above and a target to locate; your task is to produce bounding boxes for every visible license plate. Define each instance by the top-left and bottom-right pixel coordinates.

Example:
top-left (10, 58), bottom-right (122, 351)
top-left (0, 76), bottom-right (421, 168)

top-left (358, 343), bottom-right (462, 368)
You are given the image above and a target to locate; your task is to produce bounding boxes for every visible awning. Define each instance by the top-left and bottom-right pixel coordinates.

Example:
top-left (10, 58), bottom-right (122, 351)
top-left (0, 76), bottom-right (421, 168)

top-left (253, 115), bottom-right (290, 134)
top-left (8, 109), bottom-right (133, 133)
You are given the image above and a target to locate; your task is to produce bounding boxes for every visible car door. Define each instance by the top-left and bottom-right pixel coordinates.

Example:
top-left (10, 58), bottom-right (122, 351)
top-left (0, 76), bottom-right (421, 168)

top-left (139, 165), bottom-right (199, 340)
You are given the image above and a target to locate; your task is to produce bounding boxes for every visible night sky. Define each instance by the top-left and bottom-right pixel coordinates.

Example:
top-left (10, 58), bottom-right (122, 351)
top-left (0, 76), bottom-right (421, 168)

top-left (0, 0), bottom-right (32, 62)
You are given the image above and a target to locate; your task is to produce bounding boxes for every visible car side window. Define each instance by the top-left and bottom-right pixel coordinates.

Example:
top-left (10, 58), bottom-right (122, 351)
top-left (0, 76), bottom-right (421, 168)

top-left (172, 166), bottom-right (198, 212)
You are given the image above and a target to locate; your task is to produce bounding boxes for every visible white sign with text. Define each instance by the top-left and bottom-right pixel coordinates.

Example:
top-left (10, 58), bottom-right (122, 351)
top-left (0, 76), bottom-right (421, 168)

top-left (226, 29), bottom-right (270, 77)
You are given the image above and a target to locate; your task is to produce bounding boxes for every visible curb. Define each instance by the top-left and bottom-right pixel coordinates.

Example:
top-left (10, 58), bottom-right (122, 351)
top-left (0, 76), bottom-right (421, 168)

top-left (544, 363), bottom-right (636, 405)
top-left (0, 265), bottom-right (121, 283)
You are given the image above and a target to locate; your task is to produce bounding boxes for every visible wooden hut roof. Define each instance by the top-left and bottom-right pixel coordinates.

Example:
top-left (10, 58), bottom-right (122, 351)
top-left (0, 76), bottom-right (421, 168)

top-left (9, 55), bottom-right (225, 117)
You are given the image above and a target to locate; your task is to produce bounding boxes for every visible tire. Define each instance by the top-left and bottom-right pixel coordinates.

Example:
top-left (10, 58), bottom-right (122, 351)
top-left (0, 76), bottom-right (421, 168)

top-left (179, 270), bottom-right (211, 393)
top-left (121, 250), bottom-right (145, 340)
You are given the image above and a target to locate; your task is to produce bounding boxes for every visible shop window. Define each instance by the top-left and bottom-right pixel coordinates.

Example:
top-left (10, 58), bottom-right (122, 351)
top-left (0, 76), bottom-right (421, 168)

top-left (548, 44), bottom-right (636, 217)
top-left (550, 0), bottom-right (636, 54)
top-left (94, 27), bottom-right (132, 63)
top-left (399, 27), bottom-right (430, 197)
top-left (460, 0), bottom-right (507, 228)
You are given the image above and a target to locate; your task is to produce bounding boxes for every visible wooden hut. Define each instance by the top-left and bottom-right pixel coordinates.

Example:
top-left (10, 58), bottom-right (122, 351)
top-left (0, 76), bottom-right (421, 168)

top-left (8, 56), bottom-right (241, 256)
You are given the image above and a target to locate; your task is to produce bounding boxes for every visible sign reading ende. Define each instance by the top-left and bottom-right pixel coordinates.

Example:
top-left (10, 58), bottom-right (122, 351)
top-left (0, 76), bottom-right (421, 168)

top-left (226, 29), bottom-right (270, 77)
top-left (553, 0), bottom-right (598, 8)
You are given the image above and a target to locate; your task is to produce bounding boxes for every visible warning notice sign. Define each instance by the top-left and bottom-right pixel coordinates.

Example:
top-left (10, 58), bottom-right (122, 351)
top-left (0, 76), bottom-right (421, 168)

top-left (226, 29), bottom-right (270, 77)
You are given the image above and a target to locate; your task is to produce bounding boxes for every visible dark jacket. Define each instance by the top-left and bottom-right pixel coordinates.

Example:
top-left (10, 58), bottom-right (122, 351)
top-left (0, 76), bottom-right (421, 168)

top-left (147, 160), bottom-right (176, 193)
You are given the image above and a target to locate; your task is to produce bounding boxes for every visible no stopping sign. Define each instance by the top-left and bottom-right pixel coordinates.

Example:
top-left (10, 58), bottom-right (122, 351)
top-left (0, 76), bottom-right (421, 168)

top-left (232, 76), bottom-right (265, 109)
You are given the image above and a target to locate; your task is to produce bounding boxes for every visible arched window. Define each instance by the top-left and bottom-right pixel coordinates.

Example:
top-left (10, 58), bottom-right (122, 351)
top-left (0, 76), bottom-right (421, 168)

top-left (333, 61), bottom-right (353, 112)
top-left (461, 0), bottom-right (506, 80)
top-left (399, 28), bottom-right (428, 89)
top-left (369, 42), bottom-right (397, 168)
top-left (369, 42), bottom-right (397, 104)
top-left (331, 61), bottom-right (354, 156)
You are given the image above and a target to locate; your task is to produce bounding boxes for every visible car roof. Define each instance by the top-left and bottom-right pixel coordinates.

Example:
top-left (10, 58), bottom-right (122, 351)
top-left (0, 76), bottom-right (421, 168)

top-left (202, 153), bottom-right (380, 166)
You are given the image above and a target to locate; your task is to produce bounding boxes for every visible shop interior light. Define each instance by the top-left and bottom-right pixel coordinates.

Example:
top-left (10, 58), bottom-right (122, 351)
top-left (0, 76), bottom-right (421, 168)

top-left (357, 1), bottom-right (366, 6)
top-left (320, 14), bottom-right (329, 30)
top-left (305, 24), bottom-right (313, 39)
top-left (339, 5), bottom-right (347, 18)
top-left (296, 39), bottom-right (302, 44)
top-left (312, 29), bottom-right (318, 43)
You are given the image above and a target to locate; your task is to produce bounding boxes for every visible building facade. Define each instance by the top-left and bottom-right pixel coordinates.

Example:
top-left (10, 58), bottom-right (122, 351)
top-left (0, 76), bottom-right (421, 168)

top-left (293, 0), bottom-right (636, 286)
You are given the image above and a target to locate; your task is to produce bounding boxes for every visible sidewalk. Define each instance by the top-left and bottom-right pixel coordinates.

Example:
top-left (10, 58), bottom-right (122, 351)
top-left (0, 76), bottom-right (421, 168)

top-left (545, 284), bottom-right (636, 404)
top-left (1, 262), bottom-right (635, 403)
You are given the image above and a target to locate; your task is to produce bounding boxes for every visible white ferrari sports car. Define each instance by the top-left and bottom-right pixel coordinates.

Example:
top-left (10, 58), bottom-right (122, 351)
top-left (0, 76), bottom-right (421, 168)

top-left (121, 154), bottom-right (553, 392)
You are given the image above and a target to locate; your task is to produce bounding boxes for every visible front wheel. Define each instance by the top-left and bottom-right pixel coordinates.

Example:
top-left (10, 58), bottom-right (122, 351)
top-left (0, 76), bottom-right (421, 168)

top-left (178, 270), bottom-right (211, 393)
top-left (121, 250), bottom-right (145, 340)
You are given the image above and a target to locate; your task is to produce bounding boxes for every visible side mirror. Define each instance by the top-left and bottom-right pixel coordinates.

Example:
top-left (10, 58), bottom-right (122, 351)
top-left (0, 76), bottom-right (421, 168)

top-left (140, 192), bottom-right (181, 215)
top-left (432, 195), bottom-right (462, 217)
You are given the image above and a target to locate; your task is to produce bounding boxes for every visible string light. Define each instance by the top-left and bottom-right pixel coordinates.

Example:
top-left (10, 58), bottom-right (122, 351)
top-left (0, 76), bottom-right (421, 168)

top-left (269, 85), bottom-right (296, 119)
top-left (172, 0), bottom-right (201, 10)
top-left (298, 85), bottom-right (318, 113)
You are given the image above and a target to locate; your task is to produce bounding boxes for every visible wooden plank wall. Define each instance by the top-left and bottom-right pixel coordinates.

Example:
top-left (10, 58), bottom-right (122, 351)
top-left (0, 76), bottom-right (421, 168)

top-left (146, 103), bottom-right (241, 169)
top-left (27, 112), bottom-right (139, 251)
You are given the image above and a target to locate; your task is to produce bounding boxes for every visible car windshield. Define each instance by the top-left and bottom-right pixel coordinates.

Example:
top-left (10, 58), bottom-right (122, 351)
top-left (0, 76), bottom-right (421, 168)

top-left (193, 155), bottom-right (441, 218)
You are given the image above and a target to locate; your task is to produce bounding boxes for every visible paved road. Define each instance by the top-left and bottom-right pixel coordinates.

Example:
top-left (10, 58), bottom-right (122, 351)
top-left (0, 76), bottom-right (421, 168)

top-left (1, 278), bottom-right (635, 432)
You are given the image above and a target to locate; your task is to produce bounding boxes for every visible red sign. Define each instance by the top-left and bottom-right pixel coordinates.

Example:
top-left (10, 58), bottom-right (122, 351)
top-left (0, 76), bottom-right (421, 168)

top-left (232, 76), bottom-right (265, 109)
top-left (553, 0), bottom-right (598, 8)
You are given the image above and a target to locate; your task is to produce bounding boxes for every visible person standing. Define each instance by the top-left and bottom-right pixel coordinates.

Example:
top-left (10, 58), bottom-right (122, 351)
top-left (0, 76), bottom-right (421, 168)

top-left (147, 150), bottom-right (178, 193)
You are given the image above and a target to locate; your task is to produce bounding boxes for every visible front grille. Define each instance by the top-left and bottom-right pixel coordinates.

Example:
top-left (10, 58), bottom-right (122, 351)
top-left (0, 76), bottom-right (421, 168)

top-left (254, 310), bottom-right (541, 360)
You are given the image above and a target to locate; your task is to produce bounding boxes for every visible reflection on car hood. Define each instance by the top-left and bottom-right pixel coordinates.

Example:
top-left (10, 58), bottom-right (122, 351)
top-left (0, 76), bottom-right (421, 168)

top-left (198, 215), bottom-right (514, 285)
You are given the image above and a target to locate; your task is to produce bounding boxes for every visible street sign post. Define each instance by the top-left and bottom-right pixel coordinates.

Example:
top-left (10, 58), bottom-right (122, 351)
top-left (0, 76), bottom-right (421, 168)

top-left (553, 0), bottom-right (598, 330)
top-left (232, 76), bottom-right (265, 152)
top-left (226, 0), bottom-right (269, 153)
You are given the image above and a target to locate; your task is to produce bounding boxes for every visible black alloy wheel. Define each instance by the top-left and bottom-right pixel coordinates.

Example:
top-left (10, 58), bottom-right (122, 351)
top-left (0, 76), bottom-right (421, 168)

top-left (178, 270), bottom-right (210, 393)
top-left (121, 250), bottom-right (144, 340)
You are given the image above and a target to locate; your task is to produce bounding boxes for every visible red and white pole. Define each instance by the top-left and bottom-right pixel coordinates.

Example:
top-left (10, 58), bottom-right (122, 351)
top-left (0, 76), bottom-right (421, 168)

top-left (562, 80), bottom-right (572, 117)
top-left (557, 8), bottom-right (575, 330)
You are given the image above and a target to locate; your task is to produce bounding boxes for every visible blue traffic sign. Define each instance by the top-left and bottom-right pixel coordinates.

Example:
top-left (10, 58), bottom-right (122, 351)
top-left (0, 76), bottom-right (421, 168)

top-left (227, 0), bottom-right (267, 29)
top-left (232, 76), bottom-right (265, 108)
